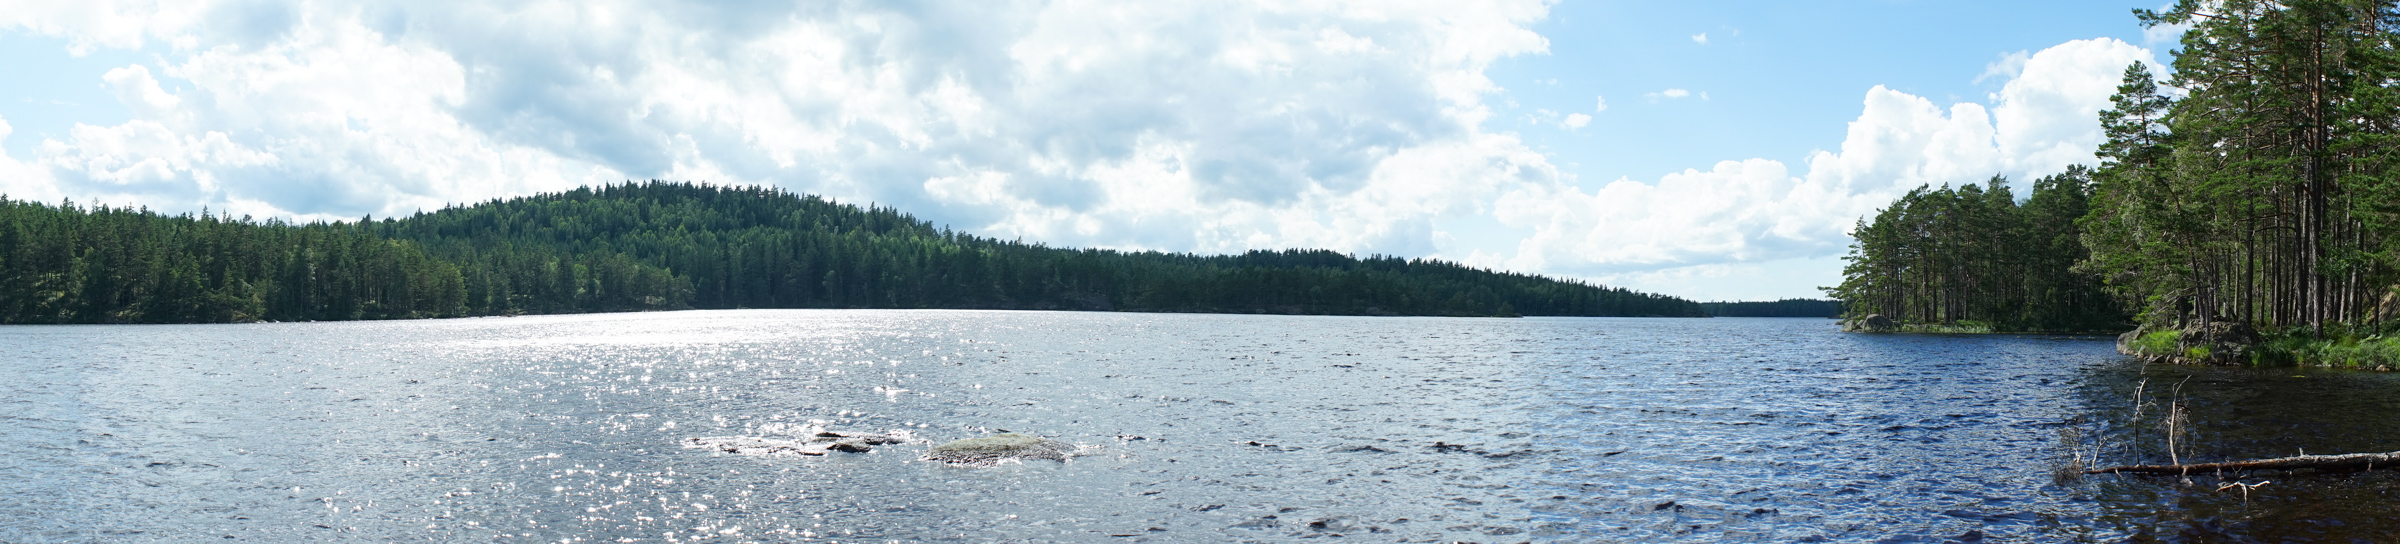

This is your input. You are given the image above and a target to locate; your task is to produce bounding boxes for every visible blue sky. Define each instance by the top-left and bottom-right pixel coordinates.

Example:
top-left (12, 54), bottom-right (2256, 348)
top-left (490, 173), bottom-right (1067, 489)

top-left (0, 32), bottom-right (142, 157)
top-left (1498, 1), bottom-right (2162, 187)
top-left (0, 1), bottom-right (2172, 301)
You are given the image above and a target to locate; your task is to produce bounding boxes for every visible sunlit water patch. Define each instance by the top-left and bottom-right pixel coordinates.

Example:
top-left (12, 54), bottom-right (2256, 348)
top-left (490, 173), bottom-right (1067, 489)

top-left (4, 310), bottom-right (2398, 542)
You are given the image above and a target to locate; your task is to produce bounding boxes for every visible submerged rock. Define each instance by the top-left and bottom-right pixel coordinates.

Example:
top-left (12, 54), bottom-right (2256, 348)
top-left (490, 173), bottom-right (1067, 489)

top-left (923, 432), bottom-right (1077, 466)
top-left (686, 430), bottom-right (913, 456)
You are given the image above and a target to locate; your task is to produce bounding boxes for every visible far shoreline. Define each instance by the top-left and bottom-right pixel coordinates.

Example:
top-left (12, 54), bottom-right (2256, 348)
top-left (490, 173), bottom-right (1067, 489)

top-left (0, 306), bottom-right (1748, 327)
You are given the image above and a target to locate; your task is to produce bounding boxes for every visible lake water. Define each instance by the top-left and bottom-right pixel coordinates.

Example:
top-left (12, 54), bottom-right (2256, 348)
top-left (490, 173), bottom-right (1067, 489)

top-left (5, 310), bottom-right (2400, 543)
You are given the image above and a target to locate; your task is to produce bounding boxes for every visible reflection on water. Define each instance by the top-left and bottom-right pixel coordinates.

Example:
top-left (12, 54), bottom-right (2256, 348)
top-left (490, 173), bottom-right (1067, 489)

top-left (1, 310), bottom-right (2396, 542)
top-left (2069, 360), bottom-right (2400, 542)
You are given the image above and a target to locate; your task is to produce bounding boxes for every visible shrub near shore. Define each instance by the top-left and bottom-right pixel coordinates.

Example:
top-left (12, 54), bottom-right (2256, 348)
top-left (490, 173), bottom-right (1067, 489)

top-left (2118, 325), bottom-right (2400, 370)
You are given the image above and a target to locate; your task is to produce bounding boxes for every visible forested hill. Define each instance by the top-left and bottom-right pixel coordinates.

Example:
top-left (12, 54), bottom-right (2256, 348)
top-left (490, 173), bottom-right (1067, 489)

top-left (0, 182), bottom-right (1705, 323)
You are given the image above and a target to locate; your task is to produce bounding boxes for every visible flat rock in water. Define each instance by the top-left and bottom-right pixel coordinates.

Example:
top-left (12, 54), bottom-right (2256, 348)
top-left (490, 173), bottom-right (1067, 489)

top-left (687, 435), bottom-right (827, 456)
top-left (686, 430), bottom-right (913, 456)
top-left (924, 432), bottom-right (1078, 466)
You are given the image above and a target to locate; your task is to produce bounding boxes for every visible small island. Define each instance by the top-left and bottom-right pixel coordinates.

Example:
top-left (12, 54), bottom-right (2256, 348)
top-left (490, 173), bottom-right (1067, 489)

top-left (1828, 26), bottom-right (2400, 370)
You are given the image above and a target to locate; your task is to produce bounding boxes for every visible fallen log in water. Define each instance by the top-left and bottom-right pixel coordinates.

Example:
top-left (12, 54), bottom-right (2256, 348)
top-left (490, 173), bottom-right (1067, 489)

top-left (2086, 450), bottom-right (2400, 475)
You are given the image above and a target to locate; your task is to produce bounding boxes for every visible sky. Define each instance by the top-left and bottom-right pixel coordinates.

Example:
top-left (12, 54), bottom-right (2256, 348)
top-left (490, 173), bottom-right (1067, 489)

top-left (0, 0), bottom-right (2179, 302)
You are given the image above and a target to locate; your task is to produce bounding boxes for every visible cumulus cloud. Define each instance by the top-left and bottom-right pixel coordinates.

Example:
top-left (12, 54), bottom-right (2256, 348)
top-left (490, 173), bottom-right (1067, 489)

top-left (1976, 50), bottom-right (2030, 84)
top-left (4, 0), bottom-right (1562, 250)
top-left (0, 115), bottom-right (62, 204)
top-left (1989, 38), bottom-right (2162, 181)
top-left (1524, 108), bottom-right (1589, 130)
top-left (1494, 38), bottom-right (2159, 296)
top-left (1691, 33), bottom-right (1708, 45)
top-left (0, 2), bottom-right (2163, 300)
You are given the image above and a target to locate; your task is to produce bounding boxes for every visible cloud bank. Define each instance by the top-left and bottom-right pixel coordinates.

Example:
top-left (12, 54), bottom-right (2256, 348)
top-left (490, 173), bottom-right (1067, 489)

top-left (4, 0), bottom-right (1554, 236)
top-left (1493, 38), bottom-right (2158, 296)
top-left (0, 2), bottom-right (2155, 300)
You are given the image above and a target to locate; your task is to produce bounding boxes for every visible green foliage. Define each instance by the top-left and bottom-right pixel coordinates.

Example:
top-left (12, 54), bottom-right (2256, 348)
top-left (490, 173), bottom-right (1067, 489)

top-left (1824, 168), bottom-right (2130, 332)
top-left (0, 183), bottom-right (1706, 323)
top-left (1838, 1), bottom-right (2400, 359)
top-left (2083, 0), bottom-right (2400, 332)
top-left (2128, 330), bottom-right (2183, 358)
top-left (2243, 330), bottom-right (2400, 368)
top-left (0, 198), bottom-right (470, 323)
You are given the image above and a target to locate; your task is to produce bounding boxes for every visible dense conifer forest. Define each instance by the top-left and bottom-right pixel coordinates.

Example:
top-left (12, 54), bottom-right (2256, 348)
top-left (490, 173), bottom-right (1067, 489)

top-left (2076, 0), bottom-right (2400, 334)
top-left (1834, 1), bottom-right (2400, 347)
top-left (0, 183), bottom-right (1705, 324)
top-left (1826, 167), bottom-right (2128, 331)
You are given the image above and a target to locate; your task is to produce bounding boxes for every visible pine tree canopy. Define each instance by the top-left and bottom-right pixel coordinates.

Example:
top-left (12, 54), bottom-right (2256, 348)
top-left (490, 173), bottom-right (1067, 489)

top-left (1834, 0), bottom-right (2400, 335)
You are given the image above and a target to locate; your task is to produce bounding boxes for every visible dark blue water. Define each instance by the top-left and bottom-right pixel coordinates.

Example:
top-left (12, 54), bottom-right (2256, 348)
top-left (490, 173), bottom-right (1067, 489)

top-left (4, 311), bottom-right (2397, 542)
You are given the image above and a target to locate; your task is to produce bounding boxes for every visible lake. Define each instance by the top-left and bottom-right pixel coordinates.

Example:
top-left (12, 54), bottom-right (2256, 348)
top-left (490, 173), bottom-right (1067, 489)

top-left (6, 310), bottom-right (2399, 542)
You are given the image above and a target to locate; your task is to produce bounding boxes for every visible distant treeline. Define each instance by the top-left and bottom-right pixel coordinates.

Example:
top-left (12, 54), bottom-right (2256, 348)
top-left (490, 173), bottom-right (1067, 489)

top-left (0, 182), bottom-right (1705, 324)
top-left (1701, 299), bottom-right (1843, 318)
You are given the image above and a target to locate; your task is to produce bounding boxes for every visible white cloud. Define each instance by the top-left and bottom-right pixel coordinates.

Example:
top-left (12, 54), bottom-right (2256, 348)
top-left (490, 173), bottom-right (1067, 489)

top-left (27, 13), bottom-right (624, 219)
top-left (1976, 50), bottom-right (2030, 84)
top-left (0, 3), bottom-right (2163, 302)
top-left (1498, 158), bottom-right (1824, 273)
top-left (1989, 38), bottom-right (2160, 182)
top-left (2, 0), bottom-right (1556, 242)
top-left (0, 1), bottom-right (204, 55)
top-left (0, 115), bottom-right (63, 204)
top-left (1525, 108), bottom-right (1589, 130)
top-left (1597, 255), bottom-right (1848, 302)
top-left (1691, 33), bottom-right (1708, 45)
top-left (2143, 21), bottom-right (2193, 46)
top-left (1492, 38), bottom-right (2160, 299)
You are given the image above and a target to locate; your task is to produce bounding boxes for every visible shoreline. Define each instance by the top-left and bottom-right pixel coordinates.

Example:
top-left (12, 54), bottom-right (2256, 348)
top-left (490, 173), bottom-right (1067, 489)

top-left (1855, 327), bottom-right (2125, 337)
top-left (0, 307), bottom-right (1732, 327)
top-left (2114, 326), bottom-right (2400, 370)
top-left (1837, 315), bottom-right (2127, 337)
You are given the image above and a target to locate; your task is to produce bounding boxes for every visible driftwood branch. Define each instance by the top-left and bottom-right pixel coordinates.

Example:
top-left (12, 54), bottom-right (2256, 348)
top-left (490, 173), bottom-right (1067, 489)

top-left (2086, 450), bottom-right (2400, 475)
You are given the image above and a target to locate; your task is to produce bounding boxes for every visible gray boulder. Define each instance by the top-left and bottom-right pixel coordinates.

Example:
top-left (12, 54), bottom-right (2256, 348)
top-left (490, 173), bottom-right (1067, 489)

top-left (2115, 326), bottom-right (2147, 355)
top-left (2177, 320), bottom-right (2257, 364)
top-left (1841, 314), bottom-right (1900, 333)
top-left (924, 432), bottom-right (1078, 467)
top-left (2116, 320), bottom-right (2259, 365)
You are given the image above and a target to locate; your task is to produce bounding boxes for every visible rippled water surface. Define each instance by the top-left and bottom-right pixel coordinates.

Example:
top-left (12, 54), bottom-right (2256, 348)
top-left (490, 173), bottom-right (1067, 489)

top-left (7, 311), bottom-right (2400, 542)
